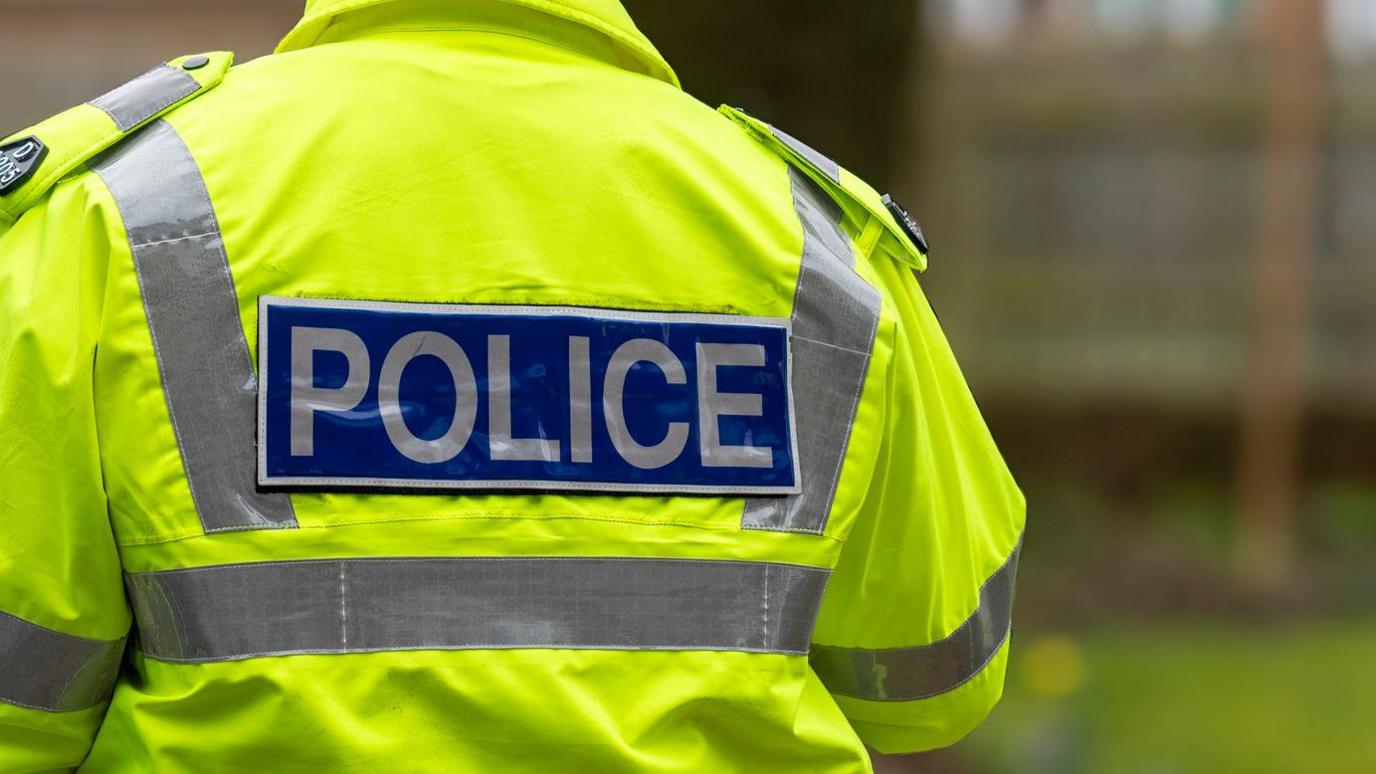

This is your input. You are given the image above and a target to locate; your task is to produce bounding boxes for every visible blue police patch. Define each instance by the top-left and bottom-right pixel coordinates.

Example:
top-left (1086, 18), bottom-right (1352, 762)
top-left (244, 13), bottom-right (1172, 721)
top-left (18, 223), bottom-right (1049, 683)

top-left (257, 297), bottom-right (799, 494)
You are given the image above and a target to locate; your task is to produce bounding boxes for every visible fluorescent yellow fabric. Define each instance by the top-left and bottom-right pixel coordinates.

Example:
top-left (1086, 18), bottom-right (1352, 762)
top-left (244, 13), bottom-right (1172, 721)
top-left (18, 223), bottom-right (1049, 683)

top-left (0, 175), bottom-right (129, 761)
top-left (0, 0), bottom-right (1023, 769)
top-left (717, 106), bottom-right (928, 272)
top-left (0, 53), bottom-right (233, 225)
top-left (277, 0), bottom-right (678, 86)
top-left (791, 225), bottom-right (1024, 754)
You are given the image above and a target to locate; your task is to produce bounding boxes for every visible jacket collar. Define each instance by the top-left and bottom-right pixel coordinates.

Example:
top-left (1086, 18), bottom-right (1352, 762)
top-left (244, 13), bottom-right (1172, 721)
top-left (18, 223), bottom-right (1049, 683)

top-left (278, 0), bottom-right (678, 88)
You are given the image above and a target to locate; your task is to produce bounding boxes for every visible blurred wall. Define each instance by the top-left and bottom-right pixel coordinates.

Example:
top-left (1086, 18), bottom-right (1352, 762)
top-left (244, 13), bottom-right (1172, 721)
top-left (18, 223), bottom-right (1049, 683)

top-left (1, 1), bottom-right (298, 132)
top-left (914, 40), bottom-right (1376, 414)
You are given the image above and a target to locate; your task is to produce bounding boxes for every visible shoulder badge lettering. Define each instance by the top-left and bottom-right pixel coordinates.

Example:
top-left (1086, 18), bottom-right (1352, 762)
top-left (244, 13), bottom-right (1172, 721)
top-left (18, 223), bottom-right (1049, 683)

top-left (0, 137), bottom-right (46, 195)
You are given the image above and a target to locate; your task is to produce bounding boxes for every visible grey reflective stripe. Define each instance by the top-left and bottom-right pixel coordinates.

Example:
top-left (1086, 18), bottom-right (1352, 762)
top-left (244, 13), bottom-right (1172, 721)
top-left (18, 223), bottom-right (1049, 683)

top-left (0, 609), bottom-right (126, 712)
top-left (125, 556), bottom-right (830, 662)
top-left (743, 169), bottom-right (881, 533)
top-left (770, 125), bottom-right (841, 183)
top-left (89, 65), bottom-right (200, 131)
top-left (810, 539), bottom-right (1022, 702)
top-left (93, 121), bottom-right (296, 533)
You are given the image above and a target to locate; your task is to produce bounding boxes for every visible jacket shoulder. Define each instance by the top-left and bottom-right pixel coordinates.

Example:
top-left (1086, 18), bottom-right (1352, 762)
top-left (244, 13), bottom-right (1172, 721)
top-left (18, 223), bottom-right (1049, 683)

top-left (717, 105), bottom-right (929, 272)
top-left (0, 52), bottom-right (234, 225)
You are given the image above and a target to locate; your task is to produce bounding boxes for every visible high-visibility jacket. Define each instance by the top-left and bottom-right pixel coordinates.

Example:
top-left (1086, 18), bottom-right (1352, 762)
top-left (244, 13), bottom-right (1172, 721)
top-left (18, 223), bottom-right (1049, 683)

top-left (0, 1), bottom-right (1025, 771)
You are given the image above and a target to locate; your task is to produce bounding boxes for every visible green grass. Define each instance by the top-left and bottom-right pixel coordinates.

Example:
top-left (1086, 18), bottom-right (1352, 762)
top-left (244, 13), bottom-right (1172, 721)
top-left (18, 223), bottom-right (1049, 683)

top-left (958, 622), bottom-right (1376, 774)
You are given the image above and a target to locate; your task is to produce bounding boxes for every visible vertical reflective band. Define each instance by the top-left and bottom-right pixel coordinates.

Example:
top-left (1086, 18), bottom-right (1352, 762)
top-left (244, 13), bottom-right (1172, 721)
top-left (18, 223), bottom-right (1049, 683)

top-left (93, 121), bottom-right (296, 533)
top-left (743, 169), bottom-right (881, 533)
top-left (125, 557), bottom-right (830, 662)
top-left (0, 609), bottom-right (126, 712)
top-left (809, 540), bottom-right (1022, 702)
top-left (89, 65), bottom-right (200, 131)
top-left (770, 125), bottom-right (841, 183)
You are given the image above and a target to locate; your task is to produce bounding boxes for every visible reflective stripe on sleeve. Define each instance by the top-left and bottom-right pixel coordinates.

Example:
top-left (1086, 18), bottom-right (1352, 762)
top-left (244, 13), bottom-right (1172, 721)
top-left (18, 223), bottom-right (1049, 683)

top-left (92, 120), bottom-right (297, 533)
top-left (742, 168), bottom-right (881, 534)
top-left (89, 65), bottom-right (201, 131)
top-left (125, 556), bottom-right (831, 662)
top-left (809, 539), bottom-right (1022, 702)
top-left (0, 609), bottom-right (126, 712)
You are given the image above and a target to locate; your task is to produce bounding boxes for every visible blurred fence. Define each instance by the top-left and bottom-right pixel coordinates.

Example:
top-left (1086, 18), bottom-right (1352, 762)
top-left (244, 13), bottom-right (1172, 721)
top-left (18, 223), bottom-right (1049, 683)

top-left (885, 20), bottom-right (1376, 772)
top-left (908, 42), bottom-right (1376, 414)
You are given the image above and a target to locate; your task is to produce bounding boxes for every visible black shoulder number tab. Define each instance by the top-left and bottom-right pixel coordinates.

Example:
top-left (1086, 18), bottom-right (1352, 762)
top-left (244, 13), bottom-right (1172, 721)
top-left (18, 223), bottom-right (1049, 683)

top-left (882, 194), bottom-right (929, 255)
top-left (0, 137), bottom-right (47, 195)
top-left (718, 105), bottom-right (930, 272)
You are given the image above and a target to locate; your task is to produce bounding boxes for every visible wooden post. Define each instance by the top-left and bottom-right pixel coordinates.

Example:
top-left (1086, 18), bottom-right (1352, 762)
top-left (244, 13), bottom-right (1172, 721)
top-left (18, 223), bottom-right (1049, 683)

top-left (1235, 0), bottom-right (1325, 589)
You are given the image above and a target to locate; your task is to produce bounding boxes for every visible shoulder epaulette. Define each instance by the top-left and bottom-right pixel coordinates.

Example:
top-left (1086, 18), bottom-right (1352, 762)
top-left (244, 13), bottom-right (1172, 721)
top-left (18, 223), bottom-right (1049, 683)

top-left (0, 52), bottom-right (233, 225)
top-left (718, 105), bottom-right (929, 272)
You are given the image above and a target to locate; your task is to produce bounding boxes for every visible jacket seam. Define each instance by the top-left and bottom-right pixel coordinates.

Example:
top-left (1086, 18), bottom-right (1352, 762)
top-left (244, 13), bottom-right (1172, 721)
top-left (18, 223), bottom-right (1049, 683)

top-left (331, 24), bottom-right (615, 63)
top-left (113, 510), bottom-right (847, 548)
top-left (127, 555), bottom-right (834, 576)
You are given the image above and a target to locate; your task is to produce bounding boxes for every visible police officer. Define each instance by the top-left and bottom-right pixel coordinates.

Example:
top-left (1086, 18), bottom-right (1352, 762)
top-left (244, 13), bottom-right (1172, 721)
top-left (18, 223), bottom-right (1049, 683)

top-left (0, 1), bottom-right (1024, 770)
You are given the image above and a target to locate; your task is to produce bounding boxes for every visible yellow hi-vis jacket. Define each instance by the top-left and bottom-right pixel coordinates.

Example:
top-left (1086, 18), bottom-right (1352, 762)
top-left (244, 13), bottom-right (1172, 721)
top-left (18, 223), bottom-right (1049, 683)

top-left (0, 1), bottom-right (1025, 770)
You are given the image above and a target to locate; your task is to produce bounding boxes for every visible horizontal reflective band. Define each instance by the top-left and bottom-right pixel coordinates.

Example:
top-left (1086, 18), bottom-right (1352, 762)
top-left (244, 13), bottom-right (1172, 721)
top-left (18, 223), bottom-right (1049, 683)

top-left (126, 557), bottom-right (831, 662)
top-left (810, 540), bottom-right (1021, 701)
top-left (0, 609), bottom-right (126, 712)
top-left (89, 65), bottom-right (200, 131)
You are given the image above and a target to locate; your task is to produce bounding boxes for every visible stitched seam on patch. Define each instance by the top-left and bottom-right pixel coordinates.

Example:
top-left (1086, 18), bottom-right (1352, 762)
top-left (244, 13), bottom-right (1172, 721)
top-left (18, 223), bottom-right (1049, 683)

top-left (129, 556), bottom-right (831, 576)
top-left (114, 510), bottom-right (846, 548)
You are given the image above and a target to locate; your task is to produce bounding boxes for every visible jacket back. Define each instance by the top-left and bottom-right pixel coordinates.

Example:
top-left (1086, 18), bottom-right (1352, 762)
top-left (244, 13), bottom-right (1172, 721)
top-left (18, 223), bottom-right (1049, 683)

top-left (0, 2), bottom-right (1025, 771)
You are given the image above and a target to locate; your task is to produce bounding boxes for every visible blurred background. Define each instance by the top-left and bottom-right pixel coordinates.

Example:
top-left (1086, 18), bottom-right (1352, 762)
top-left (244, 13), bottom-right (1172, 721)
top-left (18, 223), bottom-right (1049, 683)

top-left (4, 1), bottom-right (1372, 772)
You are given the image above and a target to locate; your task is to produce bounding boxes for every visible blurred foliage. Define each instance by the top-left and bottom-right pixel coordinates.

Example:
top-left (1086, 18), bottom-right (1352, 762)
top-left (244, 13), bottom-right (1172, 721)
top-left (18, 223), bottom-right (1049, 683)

top-left (1009, 472), bottom-right (1376, 627)
top-left (957, 624), bottom-right (1376, 774)
top-left (1302, 483), bottom-right (1376, 555)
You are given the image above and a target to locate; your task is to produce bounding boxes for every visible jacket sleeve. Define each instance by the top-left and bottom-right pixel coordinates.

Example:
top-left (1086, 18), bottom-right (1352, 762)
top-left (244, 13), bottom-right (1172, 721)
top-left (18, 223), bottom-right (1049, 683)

top-left (0, 179), bottom-right (130, 771)
top-left (808, 256), bottom-right (1026, 754)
